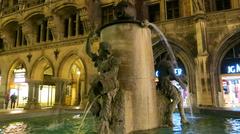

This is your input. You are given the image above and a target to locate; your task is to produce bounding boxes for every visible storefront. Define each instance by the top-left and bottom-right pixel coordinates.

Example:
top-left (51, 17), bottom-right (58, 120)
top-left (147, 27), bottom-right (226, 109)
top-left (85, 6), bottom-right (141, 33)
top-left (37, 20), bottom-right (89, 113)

top-left (221, 59), bottom-right (240, 107)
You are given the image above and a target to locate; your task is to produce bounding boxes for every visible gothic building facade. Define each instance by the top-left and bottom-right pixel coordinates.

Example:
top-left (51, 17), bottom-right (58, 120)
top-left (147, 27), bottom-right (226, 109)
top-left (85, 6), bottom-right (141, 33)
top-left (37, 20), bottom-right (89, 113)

top-left (0, 0), bottom-right (240, 110)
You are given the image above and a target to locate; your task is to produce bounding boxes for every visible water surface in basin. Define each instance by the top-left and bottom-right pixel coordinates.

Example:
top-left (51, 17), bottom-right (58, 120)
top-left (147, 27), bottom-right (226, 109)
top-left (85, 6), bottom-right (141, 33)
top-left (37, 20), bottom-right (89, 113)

top-left (0, 113), bottom-right (240, 134)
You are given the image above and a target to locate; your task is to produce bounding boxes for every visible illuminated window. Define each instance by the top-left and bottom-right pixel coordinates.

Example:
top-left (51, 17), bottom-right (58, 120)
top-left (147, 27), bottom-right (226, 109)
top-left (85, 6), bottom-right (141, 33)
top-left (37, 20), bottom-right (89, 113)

top-left (166, 0), bottom-right (179, 19)
top-left (148, 3), bottom-right (160, 22)
top-left (102, 5), bottom-right (114, 25)
top-left (14, 68), bottom-right (26, 83)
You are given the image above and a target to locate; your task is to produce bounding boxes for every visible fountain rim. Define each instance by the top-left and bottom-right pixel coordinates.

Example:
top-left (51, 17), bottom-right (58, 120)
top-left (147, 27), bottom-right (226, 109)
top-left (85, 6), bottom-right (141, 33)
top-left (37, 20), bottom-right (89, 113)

top-left (98, 20), bottom-right (143, 34)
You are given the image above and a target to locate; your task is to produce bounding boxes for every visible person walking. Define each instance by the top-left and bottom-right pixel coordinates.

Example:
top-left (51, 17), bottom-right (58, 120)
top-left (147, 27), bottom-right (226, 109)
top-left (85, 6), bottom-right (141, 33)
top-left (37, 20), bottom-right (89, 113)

top-left (10, 93), bottom-right (17, 109)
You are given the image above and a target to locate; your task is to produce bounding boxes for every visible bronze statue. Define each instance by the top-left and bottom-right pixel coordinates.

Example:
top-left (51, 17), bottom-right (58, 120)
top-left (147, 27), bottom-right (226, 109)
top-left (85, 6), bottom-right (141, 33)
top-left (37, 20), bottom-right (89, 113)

top-left (156, 53), bottom-right (189, 127)
top-left (192, 0), bottom-right (205, 13)
top-left (86, 33), bottom-right (121, 134)
top-left (114, 0), bottom-right (147, 21)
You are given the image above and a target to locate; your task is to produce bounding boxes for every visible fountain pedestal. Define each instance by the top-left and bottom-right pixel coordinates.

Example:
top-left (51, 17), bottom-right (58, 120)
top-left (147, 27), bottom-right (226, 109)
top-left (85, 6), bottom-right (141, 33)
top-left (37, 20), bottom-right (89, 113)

top-left (100, 22), bottom-right (160, 133)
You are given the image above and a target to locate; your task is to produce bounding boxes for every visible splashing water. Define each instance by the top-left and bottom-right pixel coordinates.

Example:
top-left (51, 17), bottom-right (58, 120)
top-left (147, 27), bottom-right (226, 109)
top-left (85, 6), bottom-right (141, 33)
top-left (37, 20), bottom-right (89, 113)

top-left (145, 21), bottom-right (194, 117)
top-left (145, 21), bottom-right (177, 67)
top-left (77, 95), bottom-right (101, 133)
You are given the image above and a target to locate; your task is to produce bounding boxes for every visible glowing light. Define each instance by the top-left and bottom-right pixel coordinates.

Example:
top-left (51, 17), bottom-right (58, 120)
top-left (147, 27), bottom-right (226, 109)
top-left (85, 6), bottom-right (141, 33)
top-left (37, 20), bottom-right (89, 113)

top-left (77, 71), bottom-right (81, 75)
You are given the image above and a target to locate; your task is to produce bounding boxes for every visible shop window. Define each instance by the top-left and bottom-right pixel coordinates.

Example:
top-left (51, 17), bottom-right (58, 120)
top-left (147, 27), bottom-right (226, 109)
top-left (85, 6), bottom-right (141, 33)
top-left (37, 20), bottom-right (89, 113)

top-left (102, 5), bottom-right (114, 25)
top-left (166, 0), bottom-right (179, 19)
top-left (148, 3), bottom-right (160, 22)
top-left (216, 0), bottom-right (231, 11)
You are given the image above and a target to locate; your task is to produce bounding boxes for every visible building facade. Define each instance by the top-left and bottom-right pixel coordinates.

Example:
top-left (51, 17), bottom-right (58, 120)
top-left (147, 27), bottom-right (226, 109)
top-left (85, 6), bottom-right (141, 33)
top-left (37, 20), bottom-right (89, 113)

top-left (0, 0), bottom-right (240, 110)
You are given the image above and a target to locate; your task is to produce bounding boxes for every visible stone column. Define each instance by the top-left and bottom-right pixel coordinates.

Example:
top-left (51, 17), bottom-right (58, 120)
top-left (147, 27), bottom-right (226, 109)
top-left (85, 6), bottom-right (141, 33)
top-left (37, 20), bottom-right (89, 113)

top-left (100, 22), bottom-right (159, 133)
top-left (0, 72), bottom-right (7, 109)
top-left (194, 14), bottom-right (213, 106)
top-left (24, 80), bottom-right (41, 110)
top-left (53, 78), bottom-right (70, 108)
top-left (76, 12), bottom-right (79, 35)
top-left (160, 0), bottom-right (166, 21)
top-left (68, 17), bottom-right (72, 37)
top-left (231, 0), bottom-right (240, 8)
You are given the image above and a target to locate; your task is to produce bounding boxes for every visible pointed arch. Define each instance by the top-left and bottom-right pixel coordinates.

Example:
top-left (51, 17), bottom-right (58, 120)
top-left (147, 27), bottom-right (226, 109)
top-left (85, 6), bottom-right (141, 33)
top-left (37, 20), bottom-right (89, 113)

top-left (58, 51), bottom-right (86, 79)
top-left (58, 51), bottom-right (87, 106)
top-left (153, 37), bottom-right (196, 92)
top-left (52, 3), bottom-right (81, 14)
top-left (30, 56), bottom-right (54, 80)
top-left (23, 11), bottom-right (45, 21)
top-left (1, 18), bottom-right (19, 28)
top-left (210, 29), bottom-right (240, 106)
top-left (7, 58), bottom-right (28, 81)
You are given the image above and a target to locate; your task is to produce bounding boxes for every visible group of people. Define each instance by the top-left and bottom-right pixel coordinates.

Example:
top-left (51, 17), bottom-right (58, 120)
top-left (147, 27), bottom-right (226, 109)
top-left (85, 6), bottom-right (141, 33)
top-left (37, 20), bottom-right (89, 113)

top-left (4, 93), bottom-right (17, 109)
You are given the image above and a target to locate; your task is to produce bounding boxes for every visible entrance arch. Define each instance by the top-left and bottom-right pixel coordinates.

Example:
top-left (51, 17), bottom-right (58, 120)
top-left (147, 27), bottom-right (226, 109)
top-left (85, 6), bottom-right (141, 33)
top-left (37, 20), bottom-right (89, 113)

top-left (58, 54), bottom-right (86, 107)
top-left (7, 59), bottom-right (28, 108)
top-left (30, 56), bottom-right (55, 107)
top-left (218, 35), bottom-right (240, 107)
top-left (211, 30), bottom-right (240, 107)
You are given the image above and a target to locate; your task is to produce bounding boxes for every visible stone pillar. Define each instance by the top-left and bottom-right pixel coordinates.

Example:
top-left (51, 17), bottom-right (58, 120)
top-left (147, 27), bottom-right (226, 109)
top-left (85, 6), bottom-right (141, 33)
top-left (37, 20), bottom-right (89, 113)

top-left (0, 72), bottom-right (7, 109)
top-left (24, 80), bottom-right (41, 110)
top-left (100, 22), bottom-right (159, 133)
top-left (76, 12), bottom-right (79, 35)
top-left (40, 23), bottom-right (44, 42)
top-left (53, 78), bottom-right (70, 108)
top-left (68, 17), bottom-right (72, 37)
top-left (231, 0), bottom-right (240, 8)
top-left (160, 0), bottom-right (166, 21)
top-left (194, 14), bottom-right (213, 106)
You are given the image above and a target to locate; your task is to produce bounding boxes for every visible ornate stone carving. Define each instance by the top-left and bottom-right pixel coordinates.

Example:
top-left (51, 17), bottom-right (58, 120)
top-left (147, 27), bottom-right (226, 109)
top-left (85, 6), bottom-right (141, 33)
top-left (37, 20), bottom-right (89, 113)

top-left (86, 32), bottom-right (121, 134)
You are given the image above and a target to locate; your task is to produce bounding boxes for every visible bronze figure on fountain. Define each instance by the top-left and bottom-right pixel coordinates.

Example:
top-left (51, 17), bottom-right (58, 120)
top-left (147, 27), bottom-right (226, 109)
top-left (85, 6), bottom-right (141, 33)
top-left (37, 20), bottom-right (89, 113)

top-left (86, 32), bottom-right (121, 134)
top-left (156, 52), bottom-right (189, 127)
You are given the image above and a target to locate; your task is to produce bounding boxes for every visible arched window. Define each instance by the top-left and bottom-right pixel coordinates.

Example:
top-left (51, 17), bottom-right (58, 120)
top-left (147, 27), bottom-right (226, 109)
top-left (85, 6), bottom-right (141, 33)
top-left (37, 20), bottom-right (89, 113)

top-left (14, 26), bottom-right (27, 47)
top-left (64, 13), bottom-right (85, 38)
top-left (36, 19), bottom-right (53, 43)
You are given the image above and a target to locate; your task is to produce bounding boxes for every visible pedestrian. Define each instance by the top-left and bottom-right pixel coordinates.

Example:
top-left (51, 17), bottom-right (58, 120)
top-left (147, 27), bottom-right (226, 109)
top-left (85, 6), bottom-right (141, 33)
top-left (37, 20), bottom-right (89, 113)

top-left (4, 93), bottom-right (10, 109)
top-left (10, 93), bottom-right (17, 109)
